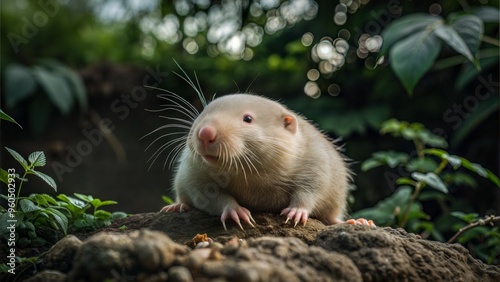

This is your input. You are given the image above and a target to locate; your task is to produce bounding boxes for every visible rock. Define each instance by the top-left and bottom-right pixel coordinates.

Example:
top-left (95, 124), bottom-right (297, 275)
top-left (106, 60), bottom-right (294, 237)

top-left (42, 235), bottom-right (82, 273)
top-left (315, 224), bottom-right (500, 282)
top-left (214, 236), bottom-right (362, 282)
top-left (67, 229), bottom-right (188, 281)
top-left (168, 266), bottom-right (193, 282)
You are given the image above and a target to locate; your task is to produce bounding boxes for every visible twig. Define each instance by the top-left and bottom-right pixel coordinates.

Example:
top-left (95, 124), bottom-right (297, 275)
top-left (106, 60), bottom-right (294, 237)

top-left (447, 215), bottom-right (500, 244)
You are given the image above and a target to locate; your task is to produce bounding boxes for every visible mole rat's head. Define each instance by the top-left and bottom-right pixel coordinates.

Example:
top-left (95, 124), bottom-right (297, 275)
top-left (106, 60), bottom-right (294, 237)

top-left (187, 94), bottom-right (300, 172)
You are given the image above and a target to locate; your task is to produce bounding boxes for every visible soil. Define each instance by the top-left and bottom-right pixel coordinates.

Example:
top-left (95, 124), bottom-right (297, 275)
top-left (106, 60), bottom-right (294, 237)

top-left (4, 210), bottom-right (499, 281)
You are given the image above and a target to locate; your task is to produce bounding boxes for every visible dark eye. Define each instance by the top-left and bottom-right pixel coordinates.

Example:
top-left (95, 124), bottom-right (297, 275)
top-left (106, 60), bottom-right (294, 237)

top-left (243, 115), bottom-right (253, 123)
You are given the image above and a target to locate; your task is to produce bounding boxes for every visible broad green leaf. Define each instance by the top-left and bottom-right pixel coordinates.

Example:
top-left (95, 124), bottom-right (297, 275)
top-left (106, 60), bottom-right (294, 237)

top-left (474, 6), bottom-right (500, 23)
top-left (74, 193), bottom-right (93, 203)
top-left (373, 151), bottom-right (409, 168)
top-left (405, 158), bottom-right (438, 172)
top-left (57, 194), bottom-right (86, 208)
top-left (390, 29), bottom-right (443, 94)
top-left (451, 15), bottom-right (483, 58)
top-left (44, 207), bottom-right (68, 234)
top-left (0, 168), bottom-right (9, 184)
top-left (411, 172), bottom-right (448, 193)
top-left (396, 177), bottom-right (416, 186)
top-left (28, 151), bottom-right (46, 167)
top-left (111, 211), bottom-right (128, 220)
top-left (423, 149), bottom-right (461, 168)
top-left (434, 25), bottom-right (474, 63)
top-left (32, 194), bottom-right (49, 206)
top-left (31, 170), bottom-right (57, 191)
top-left (32, 66), bottom-right (74, 115)
top-left (361, 158), bottom-right (383, 171)
top-left (422, 148), bottom-right (447, 158)
top-left (5, 147), bottom-right (29, 170)
top-left (19, 199), bottom-right (42, 213)
top-left (0, 109), bottom-right (22, 128)
top-left (450, 211), bottom-right (479, 223)
top-left (41, 194), bottom-right (59, 205)
top-left (380, 14), bottom-right (442, 55)
top-left (4, 64), bottom-right (37, 109)
top-left (64, 68), bottom-right (88, 111)
top-left (441, 172), bottom-right (477, 187)
top-left (39, 59), bottom-right (88, 112)
top-left (98, 200), bottom-right (118, 207)
top-left (352, 186), bottom-right (412, 226)
top-left (94, 210), bottom-right (112, 219)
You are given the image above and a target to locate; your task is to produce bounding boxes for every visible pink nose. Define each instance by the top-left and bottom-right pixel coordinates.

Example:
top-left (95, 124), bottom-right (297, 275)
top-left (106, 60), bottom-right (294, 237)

top-left (198, 126), bottom-right (217, 146)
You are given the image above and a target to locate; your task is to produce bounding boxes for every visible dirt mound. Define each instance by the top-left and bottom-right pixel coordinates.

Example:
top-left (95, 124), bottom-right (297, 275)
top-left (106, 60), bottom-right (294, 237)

top-left (18, 211), bottom-right (500, 281)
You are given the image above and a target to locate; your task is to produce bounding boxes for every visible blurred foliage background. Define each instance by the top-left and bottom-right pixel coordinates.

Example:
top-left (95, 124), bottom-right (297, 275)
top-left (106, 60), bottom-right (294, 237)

top-left (0, 0), bottom-right (498, 246)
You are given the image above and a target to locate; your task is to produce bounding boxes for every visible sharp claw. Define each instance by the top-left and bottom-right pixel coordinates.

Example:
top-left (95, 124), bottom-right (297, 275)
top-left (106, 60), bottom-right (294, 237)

top-left (237, 221), bottom-right (244, 230)
top-left (294, 220), bottom-right (298, 227)
top-left (285, 217), bottom-right (290, 224)
top-left (222, 220), bottom-right (227, 231)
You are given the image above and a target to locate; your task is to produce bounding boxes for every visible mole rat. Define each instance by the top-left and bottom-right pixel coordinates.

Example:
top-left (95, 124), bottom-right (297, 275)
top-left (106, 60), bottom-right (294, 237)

top-left (159, 93), bottom-right (374, 229)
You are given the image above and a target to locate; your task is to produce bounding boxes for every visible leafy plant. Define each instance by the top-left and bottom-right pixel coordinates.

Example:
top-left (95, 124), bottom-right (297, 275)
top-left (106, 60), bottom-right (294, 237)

top-left (3, 59), bottom-right (87, 135)
top-left (354, 119), bottom-right (500, 262)
top-left (0, 111), bottom-right (127, 250)
top-left (380, 6), bottom-right (499, 94)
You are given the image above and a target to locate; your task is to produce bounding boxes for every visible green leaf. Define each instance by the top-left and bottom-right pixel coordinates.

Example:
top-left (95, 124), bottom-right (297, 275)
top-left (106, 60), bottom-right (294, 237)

top-left (450, 211), bottom-right (479, 223)
top-left (28, 151), bottom-right (46, 167)
top-left (462, 160), bottom-right (500, 187)
top-left (39, 59), bottom-right (88, 112)
top-left (94, 210), bottom-right (112, 219)
top-left (74, 193), bottom-right (93, 203)
top-left (474, 6), bottom-right (500, 23)
top-left (32, 66), bottom-right (74, 115)
top-left (352, 186), bottom-right (413, 226)
top-left (31, 170), bottom-right (57, 191)
top-left (111, 211), bottom-right (128, 220)
top-left (380, 14), bottom-right (442, 55)
top-left (0, 109), bottom-right (23, 128)
top-left (44, 207), bottom-right (68, 234)
top-left (434, 25), bottom-right (474, 63)
top-left (19, 199), bottom-right (42, 213)
top-left (396, 177), bottom-right (416, 186)
top-left (390, 29), bottom-right (443, 94)
top-left (372, 151), bottom-right (409, 168)
top-left (0, 168), bottom-right (9, 184)
top-left (405, 158), bottom-right (438, 172)
top-left (441, 172), bottom-right (477, 187)
top-left (451, 15), bottom-right (483, 58)
top-left (4, 64), bottom-right (37, 109)
top-left (417, 130), bottom-right (448, 148)
top-left (57, 194), bottom-right (86, 208)
top-left (411, 172), bottom-right (448, 193)
top-left (162, 195), bottom-right (174, 204)
top-left (5, 147), bottom-right (29, 170)
top-left (360, 158), bottom-right (383, 171)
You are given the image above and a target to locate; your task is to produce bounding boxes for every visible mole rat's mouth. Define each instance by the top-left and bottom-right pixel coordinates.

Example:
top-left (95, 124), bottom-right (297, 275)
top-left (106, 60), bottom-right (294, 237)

top-left (202, 154), bottom-right (219, 164)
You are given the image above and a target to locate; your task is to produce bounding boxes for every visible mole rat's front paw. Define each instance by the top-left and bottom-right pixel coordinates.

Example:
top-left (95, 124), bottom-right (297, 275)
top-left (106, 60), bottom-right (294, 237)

top-left (345, 218), bottom-right (376, 227)
top-left (280, 207), bottom-right (309, 227)
top-left (221, 205), bottom-right (256, 231)
top-left (160, 203), bottom-right (191, 213)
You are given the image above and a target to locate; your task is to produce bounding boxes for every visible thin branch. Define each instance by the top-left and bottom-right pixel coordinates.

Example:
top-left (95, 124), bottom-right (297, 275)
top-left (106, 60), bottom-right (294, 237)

top-left (447, 215), bottom-right (500, 244)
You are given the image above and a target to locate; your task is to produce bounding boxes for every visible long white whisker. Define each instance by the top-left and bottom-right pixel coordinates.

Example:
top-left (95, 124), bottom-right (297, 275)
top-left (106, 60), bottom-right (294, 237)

top-left (140, 124), bottom-right (190, 140)
top-left (144, 132), bottom-right (186, 152)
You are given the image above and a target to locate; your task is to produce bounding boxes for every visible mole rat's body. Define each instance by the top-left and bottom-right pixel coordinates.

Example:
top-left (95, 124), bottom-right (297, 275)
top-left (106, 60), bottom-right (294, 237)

top-left (163, 94), bottom-right (350, 228)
